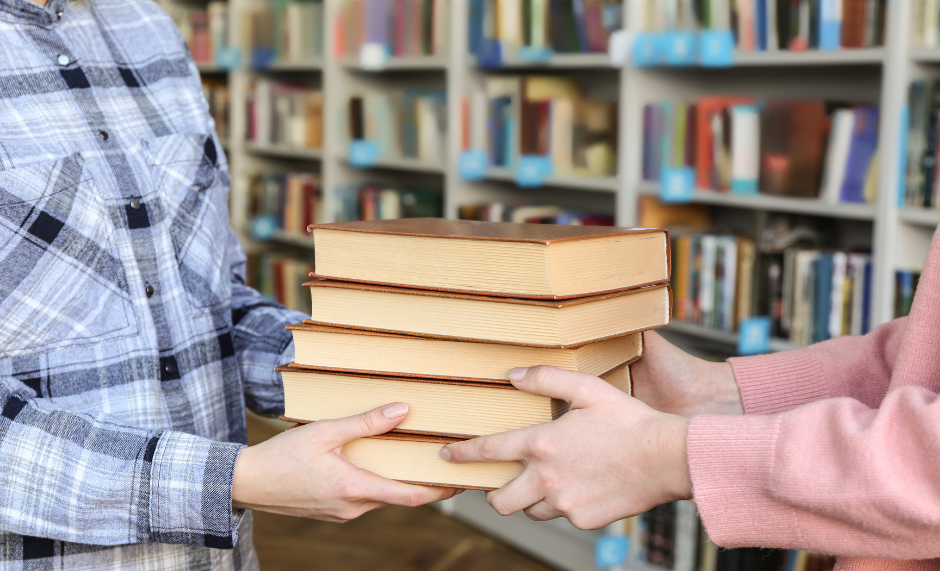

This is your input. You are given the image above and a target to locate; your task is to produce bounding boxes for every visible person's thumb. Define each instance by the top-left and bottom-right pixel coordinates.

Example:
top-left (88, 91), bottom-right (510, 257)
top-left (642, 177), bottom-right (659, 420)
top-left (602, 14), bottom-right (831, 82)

top-left (319, 403), bottom-right (409, 448)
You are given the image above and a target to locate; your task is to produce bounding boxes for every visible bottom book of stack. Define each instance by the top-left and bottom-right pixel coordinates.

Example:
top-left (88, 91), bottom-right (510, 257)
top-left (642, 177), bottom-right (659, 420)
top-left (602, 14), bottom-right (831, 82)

top-left (278, 361), bottom-right (636, 490)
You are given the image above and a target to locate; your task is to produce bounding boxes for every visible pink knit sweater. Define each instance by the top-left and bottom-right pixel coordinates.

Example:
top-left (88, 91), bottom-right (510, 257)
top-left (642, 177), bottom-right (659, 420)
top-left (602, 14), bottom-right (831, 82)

top-left (688, 228), bottom-right (940, 571)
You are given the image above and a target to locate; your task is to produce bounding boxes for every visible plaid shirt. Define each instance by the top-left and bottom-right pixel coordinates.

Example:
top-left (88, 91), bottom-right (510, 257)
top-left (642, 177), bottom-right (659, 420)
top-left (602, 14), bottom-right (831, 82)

top-left (0, 0), bottom-right (306, 568)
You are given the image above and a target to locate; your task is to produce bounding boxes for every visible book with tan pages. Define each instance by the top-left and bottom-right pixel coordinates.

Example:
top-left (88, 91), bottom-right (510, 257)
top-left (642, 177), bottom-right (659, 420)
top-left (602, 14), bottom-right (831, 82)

top-left (307, 218), bottom-right (670, 299)
top-left (278, 361), bottom-right (634, 439)
top-left (287, 322), bottom-right (642, 383)
top-left (304, 280), bottom-right (671, 348)
top-left (283, 427), bottom-right (523, 491)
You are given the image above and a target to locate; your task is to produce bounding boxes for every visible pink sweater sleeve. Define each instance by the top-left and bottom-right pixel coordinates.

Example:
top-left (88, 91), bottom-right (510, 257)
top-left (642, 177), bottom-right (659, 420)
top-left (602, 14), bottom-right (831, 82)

top-left (727, 317), bottom-right (908, 414)
top-left (689, 385), bottom-right (940, 559)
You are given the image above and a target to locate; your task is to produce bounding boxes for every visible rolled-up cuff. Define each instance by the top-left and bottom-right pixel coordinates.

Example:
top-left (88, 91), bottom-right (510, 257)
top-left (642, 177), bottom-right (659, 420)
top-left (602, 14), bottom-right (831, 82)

top-left (729, 350), bottom-right (828, 415)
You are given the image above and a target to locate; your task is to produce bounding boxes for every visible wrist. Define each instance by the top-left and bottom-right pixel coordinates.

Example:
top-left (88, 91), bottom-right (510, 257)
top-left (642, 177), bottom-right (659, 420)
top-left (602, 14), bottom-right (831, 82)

top-left (660, 414), bottom-right (693, 501)
top-left (703, 361), bottom-right (744, 415)
top-left (231, 446), bottom-right (256, 510)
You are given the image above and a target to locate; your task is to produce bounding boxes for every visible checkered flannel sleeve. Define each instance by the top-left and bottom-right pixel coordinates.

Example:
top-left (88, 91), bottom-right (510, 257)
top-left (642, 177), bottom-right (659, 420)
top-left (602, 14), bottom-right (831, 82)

top-left (0, 378), bottom-right (246, 548)
top-left (227, 229), bottom-right (308, 418)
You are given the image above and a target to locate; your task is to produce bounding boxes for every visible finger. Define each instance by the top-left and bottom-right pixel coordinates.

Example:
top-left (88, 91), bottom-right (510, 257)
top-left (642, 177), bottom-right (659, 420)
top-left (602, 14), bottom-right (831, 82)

top-left (441, 428), bottom-right (534, 464)
top-left (507, 365), bottom-right (605, 407)
top-left (485, 470), bottom-right (544, 517)
top-left (319, 403), bottom-right (409, 448)
top-left (350, 468), bottom-right (459, 507)
top-left (523, 500), bottom-right (564, 522)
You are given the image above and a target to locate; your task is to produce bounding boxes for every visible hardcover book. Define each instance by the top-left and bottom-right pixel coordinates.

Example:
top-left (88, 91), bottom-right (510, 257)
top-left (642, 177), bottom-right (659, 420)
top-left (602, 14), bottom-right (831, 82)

top-left (307, 218), bottom-right (670, 299)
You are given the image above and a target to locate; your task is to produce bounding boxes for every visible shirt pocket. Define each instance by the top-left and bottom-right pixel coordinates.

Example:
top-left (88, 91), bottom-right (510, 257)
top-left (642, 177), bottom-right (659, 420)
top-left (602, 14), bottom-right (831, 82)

top-left (146, 133), bottom-right (231, 315)
top-left (0, 154), bottom-right (137, 358)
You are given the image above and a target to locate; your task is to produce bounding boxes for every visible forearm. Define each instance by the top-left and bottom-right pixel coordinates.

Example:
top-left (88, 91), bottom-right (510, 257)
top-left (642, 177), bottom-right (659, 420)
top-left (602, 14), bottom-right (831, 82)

top-left (729, 317), bottom-right (907, 415)
top-left (689, 385), bottom-right (940, 559)
top-left (0, 379), bottom-right (244, 547)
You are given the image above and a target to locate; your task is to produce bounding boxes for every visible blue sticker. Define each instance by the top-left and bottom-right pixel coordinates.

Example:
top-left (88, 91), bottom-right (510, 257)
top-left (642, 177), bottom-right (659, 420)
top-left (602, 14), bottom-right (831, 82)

top-left (595, 536), bottom-right (630, 569)
top-left (251, 47), bottom-right (276, 70)
top-left (250, 215), bottom-right (278, 241)
top-left (660, 167), bottom-right (695, 203)
top-left (215, 47), bottom-right (241, 70)
top-left (665, 31), bottom-right (698, 66)
top-left (699, 30), bottom-right (735, 68)
top-left (515, 155), bottom-right (553, 188)
top-left (478, 39), bottom-right (503, 69)
top-left (738, 317), bottom-right (772, 356)
top-left (348, 140), bottom-right (379, 168)
top-left (518, 46), bottom-right (553, 63)
top-left (459, 150), bottom-right (488, 181)
top-left (632, 33), bottom-right (663, 67)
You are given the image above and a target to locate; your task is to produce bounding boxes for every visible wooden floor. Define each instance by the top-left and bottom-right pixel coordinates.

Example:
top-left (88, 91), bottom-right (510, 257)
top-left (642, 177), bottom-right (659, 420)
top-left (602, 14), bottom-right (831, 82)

top-left (247, 415), bottom-right (554, 571)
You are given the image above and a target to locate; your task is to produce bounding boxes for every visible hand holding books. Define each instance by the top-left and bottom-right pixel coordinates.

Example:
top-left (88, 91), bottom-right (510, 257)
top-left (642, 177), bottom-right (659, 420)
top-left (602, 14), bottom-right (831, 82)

top-left (231, 403), bottom-right (456, 521)
top-left (440, 365), bottom-right (693, 530)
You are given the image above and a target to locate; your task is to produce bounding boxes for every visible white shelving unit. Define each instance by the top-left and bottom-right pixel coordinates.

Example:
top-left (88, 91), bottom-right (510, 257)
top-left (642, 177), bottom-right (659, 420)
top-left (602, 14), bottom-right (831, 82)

top-left (169, 0), bottom-right (940, 569)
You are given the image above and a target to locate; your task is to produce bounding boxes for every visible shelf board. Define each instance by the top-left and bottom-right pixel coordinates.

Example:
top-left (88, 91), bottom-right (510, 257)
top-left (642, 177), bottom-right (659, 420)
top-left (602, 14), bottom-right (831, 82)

top-left (247, 227), bottom-right (315, 250)
top-left (899, 207), bottom-right (940, 227)
top-left (911, 49), bottom-right (940, 63)
top-left (343, 56), bottom-right (447, 71)
top-left (245, 143), bottom-right (322, 161)
top-left (729, 48), bottom-right (885, 66)
top-left (196, 62), bottom-right (228, 74)
top-left (261, 59), bottom-right (324, 72)
top-left (665, 321), bottom-right (802, 353)
top-left (346, 156), bottom-right (445, 174)
top-left (638, 182), bottom-right (876, 220)
top-left (486, 168), bottom-right (618, 192)
top-left (474, 53), bottom-right (613, 70)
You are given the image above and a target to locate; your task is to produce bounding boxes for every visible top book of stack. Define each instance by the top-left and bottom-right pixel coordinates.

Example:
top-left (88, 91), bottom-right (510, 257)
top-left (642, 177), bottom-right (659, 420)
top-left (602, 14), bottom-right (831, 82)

top-left (307, 218), bottom-right (671, 299)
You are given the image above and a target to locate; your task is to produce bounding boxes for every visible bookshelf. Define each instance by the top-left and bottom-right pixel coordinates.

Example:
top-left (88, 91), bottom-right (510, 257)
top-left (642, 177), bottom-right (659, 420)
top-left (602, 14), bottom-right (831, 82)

top-left (168, 0), bottom-right (939, 569)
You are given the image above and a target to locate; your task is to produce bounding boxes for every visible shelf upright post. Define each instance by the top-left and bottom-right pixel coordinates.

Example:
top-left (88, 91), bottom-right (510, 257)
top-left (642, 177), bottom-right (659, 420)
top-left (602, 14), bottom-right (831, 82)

top-left (871, 0), bottom-right (913, 327)
top-left (445, 0), bottom-right (470, 220)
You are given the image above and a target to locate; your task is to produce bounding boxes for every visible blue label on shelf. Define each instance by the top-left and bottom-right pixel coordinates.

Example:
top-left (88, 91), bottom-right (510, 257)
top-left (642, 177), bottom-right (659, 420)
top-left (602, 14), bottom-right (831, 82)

top-left (348, 140), bottom-right (379, 168)
top-left (478, 39), bottom-right (504, 68)
top-left (738, 317), bottom-right (772, 356)
top-left (731, 178), bottom-right (759, 195)
top-left (215, 47), bottom-right (241, 70)
top-left (632, 33), bottom-right (663, 67)
top-left (250, 215), bottom-right (278, 241)
top-left (698, 30), bottom-right (735, 67)
top-left (250, 47), bottom-right (276, 70)
top-left (664, 31), bottom-right (698, 66)
top-left (458, 150), bottom-right (488, 181)
top-left (595, 535), bottom-right (630, 569)
top-left (518, 46), bottom-right (554, 63)
top-left (515, 155), bottom-right (552, 187)
top-left (660, 167), bottom-right (695, 203)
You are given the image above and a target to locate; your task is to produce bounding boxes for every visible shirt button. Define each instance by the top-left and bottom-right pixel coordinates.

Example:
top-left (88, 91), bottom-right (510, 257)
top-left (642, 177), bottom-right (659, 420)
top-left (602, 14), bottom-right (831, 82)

top-left (57, 54), bottom-right (70, 66)
top-left (130, 198), bottom-right (141, 210)
top-left (145, 284), bottom-right (154, 298)
top-left (164, 363), bottom-right (174, 374)
top-left (99, 130), bottom-right (109, 141)
top-left (56, 11), bottom-right (63, 20)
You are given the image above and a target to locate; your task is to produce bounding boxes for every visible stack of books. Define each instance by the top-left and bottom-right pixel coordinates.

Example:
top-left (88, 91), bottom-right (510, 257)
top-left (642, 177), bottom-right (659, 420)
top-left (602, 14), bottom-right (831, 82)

top-left (278, 218), bottom-right (672, 489)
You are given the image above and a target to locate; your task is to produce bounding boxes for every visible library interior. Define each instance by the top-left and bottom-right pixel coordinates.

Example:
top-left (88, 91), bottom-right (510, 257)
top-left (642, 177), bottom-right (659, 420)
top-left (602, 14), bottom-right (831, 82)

top-left (43, 0), bottom-right (940, 570)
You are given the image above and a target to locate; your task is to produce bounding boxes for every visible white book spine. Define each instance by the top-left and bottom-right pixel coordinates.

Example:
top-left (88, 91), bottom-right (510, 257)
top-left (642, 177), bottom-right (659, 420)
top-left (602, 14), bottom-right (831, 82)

top-left (721, 238), bottom-right (737, 332)
top-left (699, 236), bottom-right (718, 327)
top-left (829, 252), bottom-right (848, 339)
top-left (820, 109), bottom-right (856, 204)
top-left (730, 106), bottom-right (760, 193)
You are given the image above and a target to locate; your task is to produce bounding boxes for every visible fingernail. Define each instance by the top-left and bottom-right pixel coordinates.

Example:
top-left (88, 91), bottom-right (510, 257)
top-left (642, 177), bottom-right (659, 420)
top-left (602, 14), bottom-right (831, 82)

top-left (440, 447), bottom-right (452, 461)
top-left (509, 368), bottom-right (527, 382)
top-left (383, 403), bottom-right (408, 419)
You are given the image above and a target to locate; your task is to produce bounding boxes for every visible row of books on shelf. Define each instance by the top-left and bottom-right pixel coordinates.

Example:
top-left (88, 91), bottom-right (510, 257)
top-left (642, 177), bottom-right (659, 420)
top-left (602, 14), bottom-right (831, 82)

top-left (333, 184), bottom-right (443, 223)
top-left (467, 0), bottom-right (622, 58)
top-left (335, 0), bottom-right (448, 59)
top-left (246, 80), bottom-right (323, 150)
top-left (904, 80), bottom-right (940, 209)
top-left (458, 202), bottom-right (613, 225)
top-left (644, 98), bottom-right (879, 204)
top-left (202, 79), bottom-right (230, 142)
top-left (240, 0), bottom-right (325, 67)
top-left (168, 2), bottom-right (228, 65)
top-left (912, 2), bottom-right (940, 49)
top-left (463, 75), bottom-right (617, 177)
top-left (635, 502), bottom-right (836, 571)
top-left (347, 90), bottom-right (447, 163)
top-left (246, 253), bottom-right (314, 314)
top-left (634, 0), bottom-right (886, 51)
top-left (247, 172), bottom-right (320, 236)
